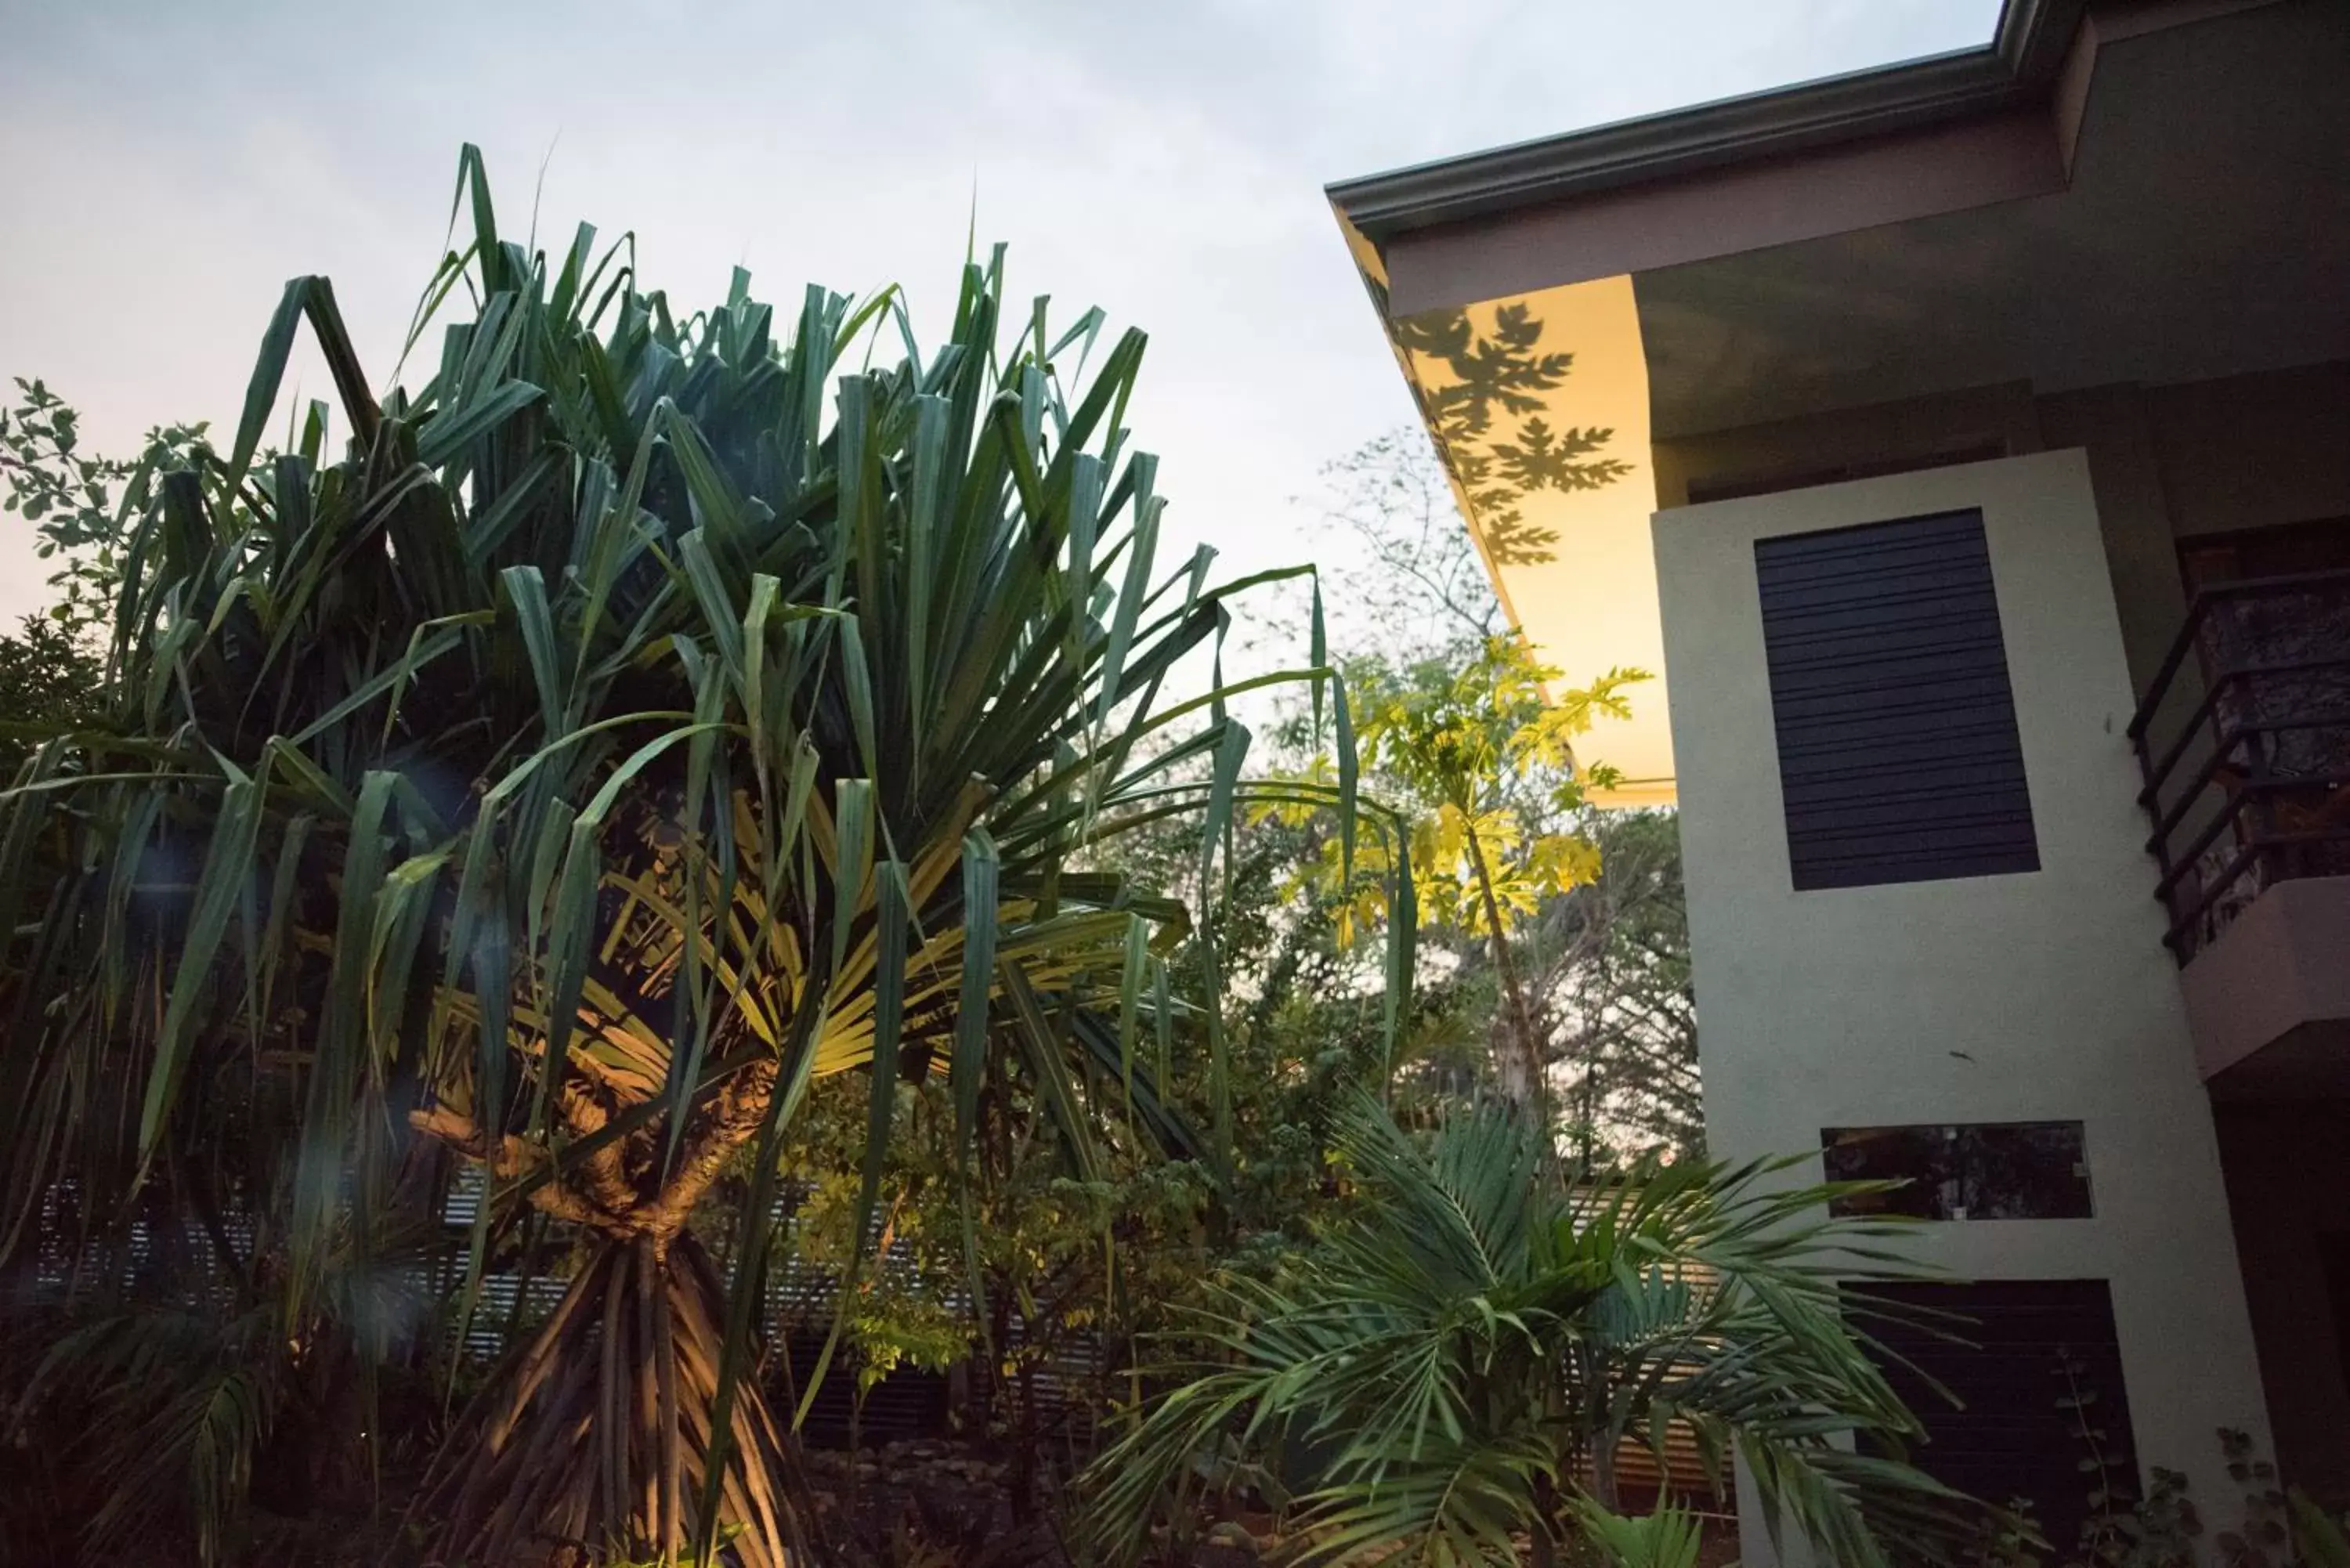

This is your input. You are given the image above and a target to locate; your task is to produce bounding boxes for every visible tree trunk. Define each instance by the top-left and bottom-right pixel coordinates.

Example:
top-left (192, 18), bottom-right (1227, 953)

top-left (410, 1058), bottom-right (826, 1566)
top-left (418, 1230), bottom-right (822, 1567)
top-left (1462, 821), bottom-right (1547, 1125)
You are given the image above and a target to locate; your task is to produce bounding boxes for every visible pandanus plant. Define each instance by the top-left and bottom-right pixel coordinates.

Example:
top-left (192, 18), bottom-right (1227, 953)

top-left (0, 147), bottom-right (1390, 1565)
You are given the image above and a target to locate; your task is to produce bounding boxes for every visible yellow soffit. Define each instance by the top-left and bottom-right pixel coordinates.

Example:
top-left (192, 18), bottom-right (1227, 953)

top-left (1391, 274), bottom-right (1674, 807)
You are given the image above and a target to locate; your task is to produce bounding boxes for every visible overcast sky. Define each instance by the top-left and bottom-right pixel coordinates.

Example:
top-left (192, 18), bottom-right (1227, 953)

top-left (0, 0), bottom-right (1999, 628)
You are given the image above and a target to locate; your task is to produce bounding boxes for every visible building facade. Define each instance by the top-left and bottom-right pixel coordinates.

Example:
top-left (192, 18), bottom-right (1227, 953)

top-left (1330, 0), bottom-right (2350, 1552)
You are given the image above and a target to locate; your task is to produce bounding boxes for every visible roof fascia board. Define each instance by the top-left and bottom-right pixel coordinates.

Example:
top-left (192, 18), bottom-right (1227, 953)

top-left (1328, 0), bottom-right (2084, 240)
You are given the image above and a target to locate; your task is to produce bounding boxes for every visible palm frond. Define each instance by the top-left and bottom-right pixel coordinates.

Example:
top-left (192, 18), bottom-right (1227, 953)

top-left (1074, 1095), bottom-right (2007, 1568)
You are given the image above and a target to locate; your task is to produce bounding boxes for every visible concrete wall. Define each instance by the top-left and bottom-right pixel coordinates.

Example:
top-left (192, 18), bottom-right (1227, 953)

top-left (2212, 1100), bottom-right (2350, 1506)
top-left (1651, 359), bottom-right (2350, 693)
top-left (1653, 364), bottom-right (2350, 938)
top-left (2146, 362), bottom-right (2350, 541)
top-left (1652, 382), bottom-right (2043, 512)
top-left (1652, 450), bottom-right (2272, 1557)
top-left (2182, 876), bottom-right (2350, 1085)
top-left (2037, 383), bottom-right (2191, 696)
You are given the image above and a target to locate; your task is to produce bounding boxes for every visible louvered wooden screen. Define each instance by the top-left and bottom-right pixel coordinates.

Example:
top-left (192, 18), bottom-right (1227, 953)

top-left (1755, 509), bottom-right (2040, 890)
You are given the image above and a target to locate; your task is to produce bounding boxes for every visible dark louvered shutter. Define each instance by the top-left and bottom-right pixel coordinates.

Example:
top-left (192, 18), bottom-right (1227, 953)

top-left (1755, 510), bottom-right (2039, 891)
top-left (1855, 1280), bottom-right (2138, 1553)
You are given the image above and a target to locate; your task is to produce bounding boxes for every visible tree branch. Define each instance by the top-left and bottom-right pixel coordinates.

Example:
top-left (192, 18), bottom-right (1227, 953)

top-left (638, 1056), bottom-right (779, 1250)
top-left (407, 1106), bottom-right (609, 1230)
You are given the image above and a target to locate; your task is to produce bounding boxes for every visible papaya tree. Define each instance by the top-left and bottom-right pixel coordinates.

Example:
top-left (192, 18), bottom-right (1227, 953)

top-left (1262, 635), bottom-right (1643, 1121)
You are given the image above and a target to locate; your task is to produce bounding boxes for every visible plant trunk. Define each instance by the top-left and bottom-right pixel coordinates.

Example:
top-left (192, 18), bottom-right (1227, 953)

top-left (1591, 1434), bottom-right (1619, 1512)
top-left (1462, 822), bottom-right (1546, 1125)
top-left (1531, 1372), bottom-right (1572, 1568)
top-left (1529, 1469), bottom-right (1561, 1568)
top-left (1010, 1346), bottom-right (1040, 1523)
top-left (418, 1230), bottom-right (823, 1567)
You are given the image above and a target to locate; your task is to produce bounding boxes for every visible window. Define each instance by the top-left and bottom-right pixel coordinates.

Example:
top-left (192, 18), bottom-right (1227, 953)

top-left (1855, 1280), bottom-right (2137, 1554)
top-left (1822, 1122), bottom-right (2092, 1220)
top-left (1755, 509), bottom-right (2039, 890)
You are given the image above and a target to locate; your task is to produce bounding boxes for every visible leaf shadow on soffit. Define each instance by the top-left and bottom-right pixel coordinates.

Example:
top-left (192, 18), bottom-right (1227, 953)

top-left (1382, 284), bottom-right (1632, 569)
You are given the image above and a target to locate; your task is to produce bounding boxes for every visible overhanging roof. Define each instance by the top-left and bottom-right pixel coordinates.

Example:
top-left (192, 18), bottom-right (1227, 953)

top-left (1325, 0), bottom-right (2337, 807)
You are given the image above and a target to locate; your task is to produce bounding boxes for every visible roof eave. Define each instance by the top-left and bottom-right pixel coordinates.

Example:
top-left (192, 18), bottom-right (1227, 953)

top-left (1326, 0), bottom-right (2084, 242)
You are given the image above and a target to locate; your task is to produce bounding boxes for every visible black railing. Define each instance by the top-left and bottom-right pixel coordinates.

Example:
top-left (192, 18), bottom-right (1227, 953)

top-left (2128, 569), bottom-right (2350, 963)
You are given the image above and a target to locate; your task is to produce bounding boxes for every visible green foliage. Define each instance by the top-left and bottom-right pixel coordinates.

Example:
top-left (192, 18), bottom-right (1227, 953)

top-left (1566, 1497), bottom-right (1705, 1568)
top-left (1264, 631), bottom-right (1647, 1115)
top-left (1312, 634), bottom-right (1641, 941)
top-left (0, 376), bottom-right (209, 636)
top-left (2291, 1490), bottom-right (2350, 1568)
top-left (1, 175), bottom-right (1712, 1568)
top-left (1271, 428), bottom-right (1697, 1156)
top-left (11, 1305), bottom-right (282, 1566)
top-left (776, 1071), bottom-right (1217, 1397)
top-left (0, 613), bottom-right (102, 775)
top-left (0, 143), bottom-right (1376, 1567)
top-left (1547, 809), bottom-right (1699, 1164)
top-left (0, 1195), bottom-right (446, 1568)
top-left (1072, 1095), bottom-right (1998, 1568)
top-left (1987, 1423), bottom-right (2350, 1568)
top-left (766, 1004), bottom-right (1331, 1513)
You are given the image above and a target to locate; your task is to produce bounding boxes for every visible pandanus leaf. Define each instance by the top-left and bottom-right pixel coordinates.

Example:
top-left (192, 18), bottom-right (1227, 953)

top-left (0, 140), bottom-right (1394, 1566)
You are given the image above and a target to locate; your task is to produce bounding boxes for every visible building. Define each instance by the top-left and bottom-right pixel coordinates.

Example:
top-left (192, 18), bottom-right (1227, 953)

top-left (1327, 0), bottom-right (2350, 1553)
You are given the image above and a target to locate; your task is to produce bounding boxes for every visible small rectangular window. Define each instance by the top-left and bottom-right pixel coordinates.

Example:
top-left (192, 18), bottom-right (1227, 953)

top-left (1755, 510), bottom-right (2039, 890)
top-left (1822, 1122), bottom-right (2092, 1220)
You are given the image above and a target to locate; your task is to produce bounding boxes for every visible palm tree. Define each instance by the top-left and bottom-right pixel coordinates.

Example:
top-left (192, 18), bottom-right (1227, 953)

top-left (0, 146), bottom-right (1379, 1566)
top-left (1073, 1095), bottom-right (2003, 1568)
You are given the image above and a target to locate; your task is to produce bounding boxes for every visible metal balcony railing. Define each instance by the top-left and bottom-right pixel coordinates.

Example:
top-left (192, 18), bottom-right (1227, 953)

top-left (2128, 569), bottom-right (2350, 963)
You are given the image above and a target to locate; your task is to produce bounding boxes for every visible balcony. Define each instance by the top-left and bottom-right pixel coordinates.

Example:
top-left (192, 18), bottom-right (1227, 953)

top-left (2131, 570), bottom-right (2350, 1093)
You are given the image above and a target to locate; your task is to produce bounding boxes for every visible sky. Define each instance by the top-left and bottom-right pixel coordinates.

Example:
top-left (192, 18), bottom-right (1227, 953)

top-left (0, 0), bottom-right (2001, 630)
